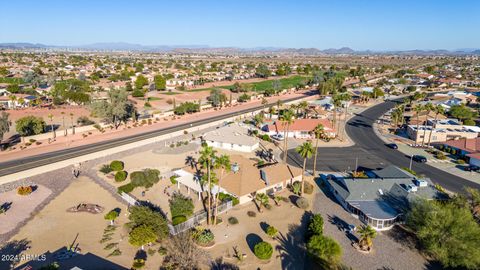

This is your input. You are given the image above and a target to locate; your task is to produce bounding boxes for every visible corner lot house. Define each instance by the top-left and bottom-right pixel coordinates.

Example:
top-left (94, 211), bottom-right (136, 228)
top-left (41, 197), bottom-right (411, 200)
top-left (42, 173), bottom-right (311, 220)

top-left (203, 124), bottom-right (259, 153)
top-left (219, 155), bottom-right (302, 205)
top-left (323, 166), bottom-right (443, 231)
top-left (263, 118), bottom-right (336, 139)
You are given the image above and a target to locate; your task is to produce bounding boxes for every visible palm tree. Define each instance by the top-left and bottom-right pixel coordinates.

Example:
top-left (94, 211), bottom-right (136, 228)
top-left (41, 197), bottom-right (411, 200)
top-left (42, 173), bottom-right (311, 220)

top-left (427, 105), bottom-right (445, 147)
top-left (253, 112), bottom-right (265, 128)
top-left (213, 154), bottom-right (231, 225)
top-left (311, 124), bottom-right (325, 177)
top-left (276, 99), bottom-right (283, 119)
top-left (421, 103), bottom-right (434, 147)
top-left (296, 142), bottom-right (314, 194)
top-left (61, 111), bottom-right (67, 136)
top-left (413, 104), bottom-right (424, 144)
top-left (48, 113), bottom-right (56, 139)
top-left (332, 95), bottom-right (342, 137)
top-left (17, 97), bottom-right (25, 108)
top-left (70, 113), bottom-right (75, 135)
top-left (198, 145), bottom-right (218, 225)
top-left (8, 95), bottom-right (17, 109)
top-left (339, 93), bottom-right (352, 140)
top-left (255, 193), bottom-right (269, 212)
top-left (298, 101), bottom-right (308, 118)
top-left (358, 225), bottom-right (377, 251)
top-left (280, 109), bottom-right (294, 163)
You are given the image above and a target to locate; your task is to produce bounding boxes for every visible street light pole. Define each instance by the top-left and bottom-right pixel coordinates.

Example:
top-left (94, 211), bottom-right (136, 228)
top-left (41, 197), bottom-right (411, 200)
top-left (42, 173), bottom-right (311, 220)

top-left (409, 155), bottom-right (413, 170)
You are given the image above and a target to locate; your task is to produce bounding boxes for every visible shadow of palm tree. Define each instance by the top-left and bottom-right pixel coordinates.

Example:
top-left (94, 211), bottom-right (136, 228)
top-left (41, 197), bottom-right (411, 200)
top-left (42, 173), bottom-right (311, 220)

top-left (210, 257), bottom-right (239, 270)
top-left (275, 212), bottom-right (311, 270)
top-left (0, 239), bottom-right (31, 269)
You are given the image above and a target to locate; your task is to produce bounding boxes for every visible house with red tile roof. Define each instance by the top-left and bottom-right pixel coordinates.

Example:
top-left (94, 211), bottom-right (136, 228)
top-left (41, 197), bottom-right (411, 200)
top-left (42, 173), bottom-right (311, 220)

top-left (435, 137), bottom-right (480, 167)
top-left (263, 118), bottom-right (336, 139)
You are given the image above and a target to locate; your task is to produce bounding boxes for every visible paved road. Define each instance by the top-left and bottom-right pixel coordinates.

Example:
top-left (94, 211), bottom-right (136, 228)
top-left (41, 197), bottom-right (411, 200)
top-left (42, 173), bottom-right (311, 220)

top-left (287, 100), bottom-right (480, 193)
top-left (0, 92), bottom-right (316, 176)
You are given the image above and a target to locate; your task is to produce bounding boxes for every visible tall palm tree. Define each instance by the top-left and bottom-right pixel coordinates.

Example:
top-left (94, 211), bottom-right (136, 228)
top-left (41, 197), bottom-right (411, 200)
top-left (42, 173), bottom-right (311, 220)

top-left (61, 111), bottom-right (67, 136)
top-left (8, 95), bottom-right (17, 110)
top-left (427, 105), bottom-right (445, 147)
top-left (276, 99), bottom-right (283, 119)
top-left (332, 95), bottom-right (342, 137)
top-left (198, 145), bottom-right (218, 225)
top-left (48, 113), bottom-right (56, 139)
top-left (253, 112), bottom-right (265, 128)
top-left (213, 154), bottom-right (231, 225)
top-left (70, 113), bottom-right (75, 135)
top-left (298, 101), bottom-right (308, 118)
top-left (311, 124), bottom-right (325, 178)
top-left (358, 225), bottom-right (377, 251)
top-left (413, 104), bottom-right (424, 144)
top-left (17, 97), bottom-right (25, 108)
top-left (280, 109), bottom-right (294, 163)
top-left (296, 142), bottom-right (314, 194)
top-left (340, 93), bottom-right (352, 140)
top-left (421, 103), bottom-right (434, 147)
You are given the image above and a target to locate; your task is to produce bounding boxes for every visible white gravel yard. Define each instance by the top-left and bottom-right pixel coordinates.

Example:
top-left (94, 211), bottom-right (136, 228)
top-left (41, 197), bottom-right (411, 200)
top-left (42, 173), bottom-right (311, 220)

top-left (312, 178), bottom-right (439, 270)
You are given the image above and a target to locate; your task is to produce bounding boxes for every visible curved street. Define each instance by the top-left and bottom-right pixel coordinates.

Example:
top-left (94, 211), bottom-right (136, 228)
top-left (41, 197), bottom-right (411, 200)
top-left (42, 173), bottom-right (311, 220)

top-left (287, 100), bottom-right (480, 193)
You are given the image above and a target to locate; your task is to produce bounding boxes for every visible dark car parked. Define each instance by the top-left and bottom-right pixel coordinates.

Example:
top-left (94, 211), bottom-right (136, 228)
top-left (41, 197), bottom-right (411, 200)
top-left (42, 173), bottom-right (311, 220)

top-left (412, 155), bottom-right (427, 163)
top-left (464, 165), bottom-right (479, 172)
top-left (386, 143), bottom-right (398, 149)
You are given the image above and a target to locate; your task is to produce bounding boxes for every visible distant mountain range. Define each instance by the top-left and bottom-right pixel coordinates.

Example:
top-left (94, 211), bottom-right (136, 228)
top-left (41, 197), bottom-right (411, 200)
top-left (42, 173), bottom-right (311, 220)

top-left (0, 42), bottom-right (479, 55)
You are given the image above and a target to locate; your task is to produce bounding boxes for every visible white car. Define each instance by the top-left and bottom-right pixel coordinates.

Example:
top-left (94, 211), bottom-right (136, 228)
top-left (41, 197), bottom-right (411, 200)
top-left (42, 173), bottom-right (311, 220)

top-left (271, 134), bottom-right (285, 141)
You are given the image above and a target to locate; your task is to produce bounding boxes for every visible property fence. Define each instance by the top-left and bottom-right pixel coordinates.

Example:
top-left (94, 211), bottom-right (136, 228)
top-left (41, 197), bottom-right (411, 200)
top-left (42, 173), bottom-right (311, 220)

top-left (168, 200), bottom-right (233, 235)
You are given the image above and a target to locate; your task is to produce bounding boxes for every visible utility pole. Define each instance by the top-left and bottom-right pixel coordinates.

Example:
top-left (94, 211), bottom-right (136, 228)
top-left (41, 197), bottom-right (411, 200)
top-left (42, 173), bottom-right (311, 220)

top-left (409, 155), bottom-right (413, 170)
top-left (355, 157), bottom-right (358, 174)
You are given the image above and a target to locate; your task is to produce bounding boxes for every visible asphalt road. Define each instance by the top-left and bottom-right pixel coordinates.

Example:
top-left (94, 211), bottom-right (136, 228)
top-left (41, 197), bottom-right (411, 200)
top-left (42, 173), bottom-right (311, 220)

top-left (286, 100), bottom-right (480, 193)
top-left (0, 92), bottom-right (317, 177)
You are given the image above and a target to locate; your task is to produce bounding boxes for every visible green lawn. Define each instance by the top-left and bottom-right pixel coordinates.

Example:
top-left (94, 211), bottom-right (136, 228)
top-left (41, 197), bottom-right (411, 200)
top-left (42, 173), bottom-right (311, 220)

top-left (184, 75), bottom-right (311, 93)
top-left (0, 77), bottom-right (24, 84)
top-left (147, 97), bottom-right (164, 101)
top-left (159, 92), bottom-right (181, 95)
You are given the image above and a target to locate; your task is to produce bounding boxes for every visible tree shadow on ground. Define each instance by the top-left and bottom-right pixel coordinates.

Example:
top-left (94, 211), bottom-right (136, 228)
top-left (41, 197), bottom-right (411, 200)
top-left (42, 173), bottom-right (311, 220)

top-left (259, 221), bottom-right (270, 234)
top-left (210, 257), bottom-right (239, 270)
top-left (0, 239), bottom-right (31, 269)
top-left (275, 211), bottom-right (312, 270)
top-left (245, 233), bottom-right (263, 254)
top-left (327, 214), bottom-right (349, 232)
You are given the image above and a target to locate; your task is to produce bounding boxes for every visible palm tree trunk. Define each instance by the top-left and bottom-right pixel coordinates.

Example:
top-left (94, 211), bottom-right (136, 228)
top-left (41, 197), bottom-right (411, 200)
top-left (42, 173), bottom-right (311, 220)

top-left (283, 123), bottom-right (289, 163)
top-left (207, 163), bottom-right (211, 225)
top-left (63, 117), bottom-right (67, 136)
top-left (427, 113), bottom-right (438, 147)
top-left (313, 138), bottom-right (319, 177)
top-left (301, 158), bottom-right (306, 195)
top-left (213, 170), bottom-right (224, 225)
top-left (342, 105), bottom-right (349, 140)
top-left (416, 114), bottom-right (420, 144)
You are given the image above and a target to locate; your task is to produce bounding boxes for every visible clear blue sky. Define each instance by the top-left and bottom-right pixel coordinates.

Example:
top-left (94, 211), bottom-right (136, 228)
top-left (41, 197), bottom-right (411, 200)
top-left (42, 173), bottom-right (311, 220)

top-left (0, 0), bottom-right (478, 50)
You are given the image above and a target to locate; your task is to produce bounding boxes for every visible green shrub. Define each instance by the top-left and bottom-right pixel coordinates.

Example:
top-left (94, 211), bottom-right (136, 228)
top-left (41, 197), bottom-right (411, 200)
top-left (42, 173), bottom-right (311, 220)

top-left (104, 243), bottom-right (118, 250)
top-left (247, 211), bottom-right (256, 217)
top-left (131, 169), bottom-right (160, 188)
top-left (170, 175), bottom-right (178, 184)
top-left (254, 241), bottom-right (273, 260)
top-left (260, 134), bottom-right (271, 142)
top-left (401, 167), bottom-right (418, 176)
top-left (110, 160), bottom-right (124, 171)
top-left (147, 248), bottom-right (156, 256)
top-left (456, 159), bottom-right (466, 164)
top-left (266, 225), bottom-right (278, 238)
top-left (158, 246), bottom-right (167, 255)
top-left (308, 214), bottom-right (324, 237)
top-left (100, 164), bottom-right (113, 174)
top-left (296, 197), bottom-right (310, 209)
top-left (172, 215), bottom-right (187, 225)
top-left (115, 171), bottom-right (127, 182)
top-left (218, 192), bottom-right (239, 205)
top-left (169, 192), bottom-right (194, 219)
top-left (132, 258), bottom-right (145, 269)
top-left (117, 183), bottom-right (134, 194)
top-left (307, 235), bottom-right (342, 266)
top-left (228, 216), bottom-right (239, 225)
top-left (304, 181), bottom-right (314, 194)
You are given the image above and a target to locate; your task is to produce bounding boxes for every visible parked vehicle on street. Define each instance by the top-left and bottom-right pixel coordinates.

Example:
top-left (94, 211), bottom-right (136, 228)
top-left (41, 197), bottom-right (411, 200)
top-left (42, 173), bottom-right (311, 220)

top-left (386, 143), bottom-right (398, 149)
top-left (412, 155), bottom-right (427, 163)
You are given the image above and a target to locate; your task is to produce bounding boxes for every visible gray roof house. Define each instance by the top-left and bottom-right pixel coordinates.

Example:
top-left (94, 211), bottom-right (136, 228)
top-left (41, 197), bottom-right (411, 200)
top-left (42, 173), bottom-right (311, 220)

top-left (323, 165), bottom-right (444, 231)
top-left (203, 124), bottom-right (259, 153)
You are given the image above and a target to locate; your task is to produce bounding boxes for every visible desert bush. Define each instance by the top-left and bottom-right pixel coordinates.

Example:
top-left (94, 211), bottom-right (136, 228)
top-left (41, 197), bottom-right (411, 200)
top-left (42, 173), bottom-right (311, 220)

top-left (100, 164), bottom-right (113, 174)
top-left (218, 192), bottom-right (239, 205)
top-left (114, 171), bottom-right (128, 182)
top-left (304, 181), bottom-right (314, 194)
top-left (132, 258), bottom-right (145, 269)
top-left (266, 225), bottom-right (278, 238)
top-left (456, 159), bottom-right (466, 164)
top-left (158, 246), bottom-right (167, 255)
top-left (193, 227), bottom-right (215, 245)
top-left (117, 183), bottom-right (134, 194)
top-left (130, 169), bottom-right (160, 188)
top-left (104, 243), bottom-right (118, 250)
top-left (296, 197), bottom-right (310, 209)
top-left (254, 241), bottom-right (273, 260)
top-left (77, 116), bottom-right (95, 126)
top-left (307, 214), bottom-right (324, 237)
top-left (110, 160), bottom-right (124, 171)
top-left (17, 186), bottom-right (33, 195)
top-left (147, 248), bottom-right (156, 256)
top-left (228, 216), bottom-right (239, 225)
top-left (247, 211), bottom-right (257, 217)
top-left (170, 175), bottom-right (178, 184)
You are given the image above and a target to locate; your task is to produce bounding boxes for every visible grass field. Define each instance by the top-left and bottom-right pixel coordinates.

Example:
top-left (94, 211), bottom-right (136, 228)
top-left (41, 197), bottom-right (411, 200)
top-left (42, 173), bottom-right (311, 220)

top-left (0, 77), bottom-right (24, 84)
top-left (159, 91), bottom-right (181, 95)
top-left (185, 75), bottom-right (310, 93)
